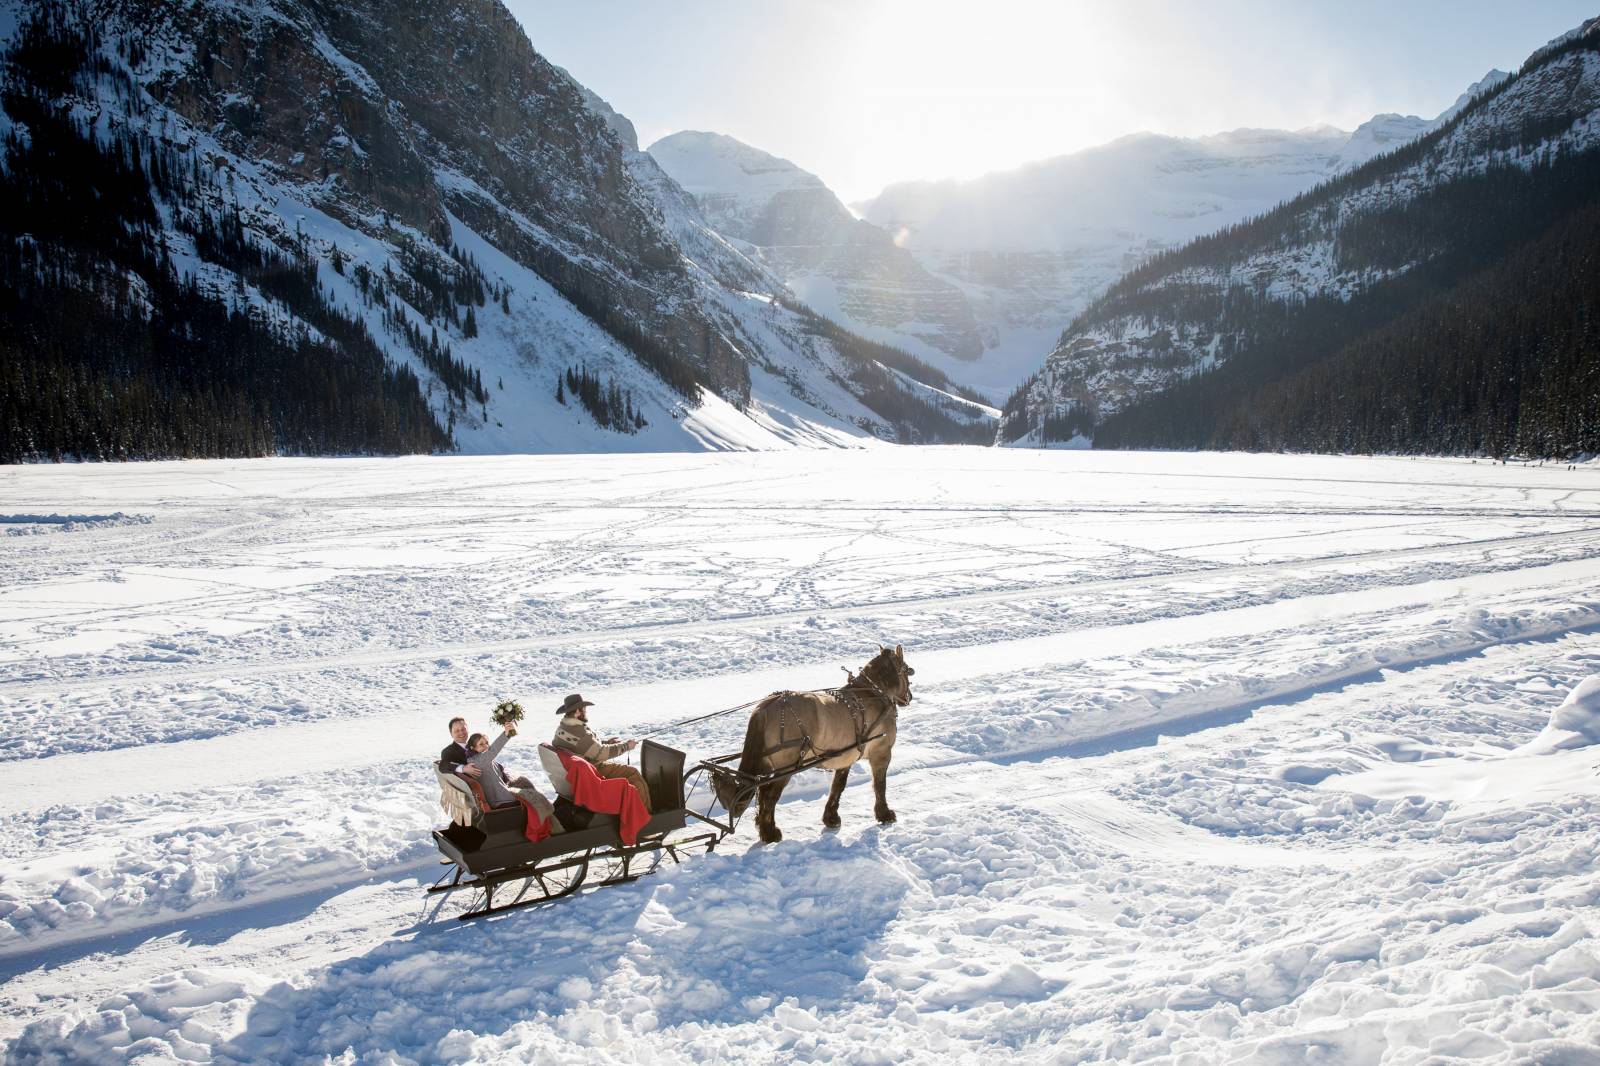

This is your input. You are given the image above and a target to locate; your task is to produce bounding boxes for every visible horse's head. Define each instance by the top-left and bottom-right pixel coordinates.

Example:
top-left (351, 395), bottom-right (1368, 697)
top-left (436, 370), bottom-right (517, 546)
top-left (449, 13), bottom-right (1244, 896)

top-left (865, 643), bottom-right (914, 706)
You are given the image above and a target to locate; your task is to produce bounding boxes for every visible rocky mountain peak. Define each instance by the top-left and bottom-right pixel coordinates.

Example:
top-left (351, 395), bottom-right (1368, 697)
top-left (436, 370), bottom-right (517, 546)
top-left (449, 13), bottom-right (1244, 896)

top-left (648, 129), bottom-right (985, 368)
top-left (648, 130), bottom-right (830, 242)
top-left (0, 0), bottom-right (995, 460)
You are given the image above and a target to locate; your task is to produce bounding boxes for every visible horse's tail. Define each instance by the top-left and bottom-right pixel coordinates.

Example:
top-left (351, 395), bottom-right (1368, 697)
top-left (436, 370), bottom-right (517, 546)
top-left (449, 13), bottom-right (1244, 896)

top-left (711, 698), bottom-right (776, 819)
top-left (737, 696), bottom-right (777, 777)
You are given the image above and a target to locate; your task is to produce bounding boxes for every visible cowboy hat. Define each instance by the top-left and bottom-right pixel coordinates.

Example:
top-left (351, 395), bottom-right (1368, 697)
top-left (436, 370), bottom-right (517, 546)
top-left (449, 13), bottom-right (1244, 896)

top-left (556, 693), bottom-right (595, 715)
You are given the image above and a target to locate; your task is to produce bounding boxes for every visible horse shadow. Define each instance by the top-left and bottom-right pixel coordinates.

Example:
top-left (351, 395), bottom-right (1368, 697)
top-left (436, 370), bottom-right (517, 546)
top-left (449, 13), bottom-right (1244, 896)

top-left (218, 830), bottom-right (906, 1061)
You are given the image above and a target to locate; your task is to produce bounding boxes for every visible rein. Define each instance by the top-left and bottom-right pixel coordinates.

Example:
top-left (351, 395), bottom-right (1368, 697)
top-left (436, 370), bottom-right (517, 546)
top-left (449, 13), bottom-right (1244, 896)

top-left (640, 655), bottom-right (908, 757)
top-left (635, 698), bottom-right (764, 741)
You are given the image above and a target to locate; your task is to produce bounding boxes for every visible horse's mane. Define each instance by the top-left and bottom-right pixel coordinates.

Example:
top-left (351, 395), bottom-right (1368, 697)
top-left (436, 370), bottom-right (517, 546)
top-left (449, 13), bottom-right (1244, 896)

top-left (859, 647), bottom-right (897, 687)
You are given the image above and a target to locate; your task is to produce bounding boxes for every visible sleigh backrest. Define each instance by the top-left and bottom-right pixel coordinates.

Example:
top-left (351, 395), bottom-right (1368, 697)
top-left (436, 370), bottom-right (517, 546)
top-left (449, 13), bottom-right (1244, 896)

top-left (640, 740), bottom-right (685, 812)
top-left (436, 767), bottom-right (483, 826)
top-left (539, 743), bottom-right (573, 800)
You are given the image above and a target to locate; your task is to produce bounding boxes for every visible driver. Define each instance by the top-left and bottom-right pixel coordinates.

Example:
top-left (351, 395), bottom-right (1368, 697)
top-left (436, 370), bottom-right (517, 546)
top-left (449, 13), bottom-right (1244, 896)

top-left (552, 693), bottom-right (651, 812)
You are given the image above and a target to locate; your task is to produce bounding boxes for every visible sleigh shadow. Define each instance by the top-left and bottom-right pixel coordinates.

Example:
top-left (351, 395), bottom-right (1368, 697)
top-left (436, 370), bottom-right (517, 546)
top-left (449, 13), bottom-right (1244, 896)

top-left (220, 830), bottom-right (905, 1060)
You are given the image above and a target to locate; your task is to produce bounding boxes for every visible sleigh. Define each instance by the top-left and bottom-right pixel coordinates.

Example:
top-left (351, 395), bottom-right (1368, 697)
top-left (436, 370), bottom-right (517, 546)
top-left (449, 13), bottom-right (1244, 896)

top-left (428, 649), bottom-right (910, 917)
top-left (427, 740), bottom-right (720, 920)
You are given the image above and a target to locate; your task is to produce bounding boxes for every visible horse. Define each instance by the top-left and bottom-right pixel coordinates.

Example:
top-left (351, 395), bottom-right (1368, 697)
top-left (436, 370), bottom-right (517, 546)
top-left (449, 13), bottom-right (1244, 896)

top-left (714, 644), bottom-right (913, 843)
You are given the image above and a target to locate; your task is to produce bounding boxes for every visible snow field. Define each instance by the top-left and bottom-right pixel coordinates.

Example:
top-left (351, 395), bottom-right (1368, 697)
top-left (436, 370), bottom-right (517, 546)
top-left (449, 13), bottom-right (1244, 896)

top-left (2, 450), bottom-right (1599, 1063)
top-left (2, 584), bottom-right (1593, 957)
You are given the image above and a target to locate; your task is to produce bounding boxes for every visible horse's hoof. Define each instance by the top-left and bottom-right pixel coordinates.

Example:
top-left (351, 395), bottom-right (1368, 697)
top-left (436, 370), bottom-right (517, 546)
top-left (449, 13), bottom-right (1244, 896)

top-left (759, 825), bottom-right (783, 844)
top-left (875, 808), bottom-right (897, 824)
top-left (822, 812), bottom-right (841, 829)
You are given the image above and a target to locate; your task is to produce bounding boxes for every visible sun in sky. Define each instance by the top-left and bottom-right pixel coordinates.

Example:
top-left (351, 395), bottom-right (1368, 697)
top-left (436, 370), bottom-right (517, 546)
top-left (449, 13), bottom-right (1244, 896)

top-left (516, 1), bottom-right (1584, 201)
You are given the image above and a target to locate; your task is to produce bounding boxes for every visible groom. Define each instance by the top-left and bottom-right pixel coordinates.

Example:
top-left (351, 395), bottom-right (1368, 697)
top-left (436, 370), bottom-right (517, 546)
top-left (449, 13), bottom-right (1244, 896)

top-left (439, 716), bottom-right (487, 779)
top-left (439, 715), bottom-right (562, 837)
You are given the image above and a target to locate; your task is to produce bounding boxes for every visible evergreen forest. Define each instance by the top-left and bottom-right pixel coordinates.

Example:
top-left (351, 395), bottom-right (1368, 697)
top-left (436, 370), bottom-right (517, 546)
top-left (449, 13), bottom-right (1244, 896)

top-left (0, 14), bottom-right (452, 463)
top-left (1087, 150), bottom-right (1600, 458)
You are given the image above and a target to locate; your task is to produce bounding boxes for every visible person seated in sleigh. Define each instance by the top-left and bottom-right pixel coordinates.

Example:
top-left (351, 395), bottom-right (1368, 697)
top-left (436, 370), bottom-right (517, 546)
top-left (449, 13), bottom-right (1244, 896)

top-left (542, 693), bottom-right (654, 845)
top-left (437, 715), bottom-right (562, 839)
top-left (550, 693), bottom-right (651, 812)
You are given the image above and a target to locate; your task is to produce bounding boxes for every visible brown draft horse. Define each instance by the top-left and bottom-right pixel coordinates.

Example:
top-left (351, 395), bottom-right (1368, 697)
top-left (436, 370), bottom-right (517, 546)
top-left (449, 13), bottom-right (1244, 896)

top-left (716, 645), bottom-right (913, 843)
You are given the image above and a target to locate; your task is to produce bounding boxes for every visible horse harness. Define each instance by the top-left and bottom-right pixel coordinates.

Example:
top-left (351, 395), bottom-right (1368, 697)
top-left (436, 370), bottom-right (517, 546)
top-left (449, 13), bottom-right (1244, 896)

top-left (834, 684), bottom-right (892, 757)
top-left (769, 667), bottom-right (897, 763)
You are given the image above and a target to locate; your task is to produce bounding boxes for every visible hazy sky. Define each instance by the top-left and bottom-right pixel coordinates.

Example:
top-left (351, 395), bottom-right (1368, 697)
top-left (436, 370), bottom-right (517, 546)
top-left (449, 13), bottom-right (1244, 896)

top-left (509, 1), bottom-right (1595, 204)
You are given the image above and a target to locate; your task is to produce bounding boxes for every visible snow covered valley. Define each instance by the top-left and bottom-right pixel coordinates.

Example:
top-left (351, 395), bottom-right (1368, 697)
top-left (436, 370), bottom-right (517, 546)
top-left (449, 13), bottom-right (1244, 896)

top-left (2, 450), bottom-right (1599, 1063)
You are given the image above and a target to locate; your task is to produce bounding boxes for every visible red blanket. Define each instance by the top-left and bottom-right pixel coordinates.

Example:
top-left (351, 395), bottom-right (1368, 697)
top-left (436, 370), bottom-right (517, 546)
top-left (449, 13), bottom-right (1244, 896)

top-left (517, 794), bottom-right (553, 843)
top-left (555, 749), bottom-right (650, 845)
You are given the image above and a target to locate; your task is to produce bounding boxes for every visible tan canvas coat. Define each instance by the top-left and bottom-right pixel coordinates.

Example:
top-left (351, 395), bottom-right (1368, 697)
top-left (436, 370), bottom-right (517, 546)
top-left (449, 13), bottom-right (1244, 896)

top-left (553, 714), bottom-right (628, 763)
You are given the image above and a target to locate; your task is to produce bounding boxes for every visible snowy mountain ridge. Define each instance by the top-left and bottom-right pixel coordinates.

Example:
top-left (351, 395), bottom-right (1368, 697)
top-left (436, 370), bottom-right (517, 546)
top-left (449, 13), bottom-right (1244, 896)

top-left (646, 130), bottom-right (832, 241)
top-left (854, 89), bottom-right (1517, 398)
top-left (648, 130), bottom-right (987, 371)
top-left (0, 0), bottom-right (993, 460)
top-left (999, 18), bottom-right (1600, 447)
top-left (651, 76), bottom-right (1503, 400)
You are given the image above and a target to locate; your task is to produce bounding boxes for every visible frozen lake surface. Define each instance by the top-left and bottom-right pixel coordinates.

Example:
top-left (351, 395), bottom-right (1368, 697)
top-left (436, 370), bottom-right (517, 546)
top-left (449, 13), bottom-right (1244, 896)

top-left (2, 449), bottom-right (1598, 1063)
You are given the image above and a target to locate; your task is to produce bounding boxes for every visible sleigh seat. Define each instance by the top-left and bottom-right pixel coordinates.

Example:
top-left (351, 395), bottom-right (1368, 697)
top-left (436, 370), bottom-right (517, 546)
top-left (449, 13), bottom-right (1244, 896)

top-left (431, 742), bottom-right (689, 877)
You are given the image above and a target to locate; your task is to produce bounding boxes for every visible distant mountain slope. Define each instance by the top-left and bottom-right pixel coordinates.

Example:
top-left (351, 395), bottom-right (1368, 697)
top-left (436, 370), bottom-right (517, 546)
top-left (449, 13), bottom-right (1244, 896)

top-left (1000, 19), bottom-right (1600, 458)
top-left (0, 0), bottom-right (991, 463)
top-left (648, 131), bottom-right (985, 366)
top-left (1172, 195), bottom-right (1600, 457)
top-left (855, 76), bottom-right (1505, 396)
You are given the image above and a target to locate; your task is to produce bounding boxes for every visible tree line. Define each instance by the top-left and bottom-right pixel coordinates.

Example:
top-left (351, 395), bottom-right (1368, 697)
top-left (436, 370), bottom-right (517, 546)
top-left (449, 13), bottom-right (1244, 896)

top-left (1005, 135), bottom-right (1600, 457)
top-left (1091, 153), bottom-right (1600, 458)
top-left (1195, 199), bottom-right (1600, 457)
top-left (556, 365), bottom-right (646, 434)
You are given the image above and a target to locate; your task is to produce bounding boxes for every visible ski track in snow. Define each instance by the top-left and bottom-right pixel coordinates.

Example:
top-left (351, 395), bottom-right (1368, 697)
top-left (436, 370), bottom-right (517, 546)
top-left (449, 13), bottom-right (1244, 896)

top-left (2, 451), bottom-right (1599, 1064)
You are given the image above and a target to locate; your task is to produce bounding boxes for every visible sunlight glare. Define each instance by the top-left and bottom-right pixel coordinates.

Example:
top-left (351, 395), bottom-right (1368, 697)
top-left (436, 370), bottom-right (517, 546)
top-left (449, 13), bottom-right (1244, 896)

top-left (850, 1), bottom-right (1125, 189)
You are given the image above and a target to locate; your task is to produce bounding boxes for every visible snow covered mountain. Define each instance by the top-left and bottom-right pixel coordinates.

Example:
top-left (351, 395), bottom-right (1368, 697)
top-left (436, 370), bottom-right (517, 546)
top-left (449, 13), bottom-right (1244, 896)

top-left (856, 80), bottom-right (1507, 396)
top-left (1328, 72), bottom-right (1511, 172)
top-left (648, 132), bottom-right (985, 365)
top-left (646, 77), bottom-right (1506, 403)
top-left (0, 0), bottom-right (994, 461)
top-left (999, 20), bottom-right (1600, 456)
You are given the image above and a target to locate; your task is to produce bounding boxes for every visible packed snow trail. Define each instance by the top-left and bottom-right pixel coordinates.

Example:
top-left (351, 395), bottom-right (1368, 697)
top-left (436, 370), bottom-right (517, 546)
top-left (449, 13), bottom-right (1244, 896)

top-left (2, 558), bottom-right (1597, 818)
top-left (3, 451), bottom-right (1599, 1063)
top-left (6, 522), bottom-right (1599, 702)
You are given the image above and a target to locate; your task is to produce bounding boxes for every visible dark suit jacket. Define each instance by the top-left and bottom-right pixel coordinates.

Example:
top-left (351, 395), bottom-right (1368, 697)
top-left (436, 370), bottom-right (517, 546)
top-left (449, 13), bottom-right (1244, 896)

top-left (439, 741), bottom-right (510, 783)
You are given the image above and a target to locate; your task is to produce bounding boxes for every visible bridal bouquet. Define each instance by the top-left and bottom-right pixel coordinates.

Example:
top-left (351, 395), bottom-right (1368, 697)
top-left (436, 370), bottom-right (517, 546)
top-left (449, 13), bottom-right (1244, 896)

top-left (490, 698), bottom-right (524, 728)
